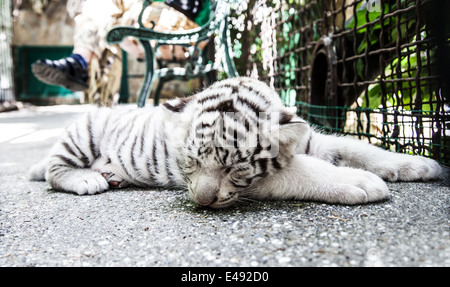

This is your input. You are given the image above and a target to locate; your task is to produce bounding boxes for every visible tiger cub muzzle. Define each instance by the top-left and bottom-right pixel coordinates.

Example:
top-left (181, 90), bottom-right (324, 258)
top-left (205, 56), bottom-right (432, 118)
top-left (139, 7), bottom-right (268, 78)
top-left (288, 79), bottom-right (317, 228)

top-left (186, 167), bottom-right (247, 208)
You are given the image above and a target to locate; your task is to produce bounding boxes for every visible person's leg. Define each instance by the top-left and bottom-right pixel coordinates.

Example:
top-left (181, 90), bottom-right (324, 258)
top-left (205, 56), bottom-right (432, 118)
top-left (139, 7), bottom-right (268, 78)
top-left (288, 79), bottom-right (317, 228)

top-left (72, 47), bottom-right (93, 63)
top-left (31, 14), bottom-right (96, 92)
top-left (31, 52), bottom-right (90, 92)
top-left (31, 0), bottom-right (114, 92)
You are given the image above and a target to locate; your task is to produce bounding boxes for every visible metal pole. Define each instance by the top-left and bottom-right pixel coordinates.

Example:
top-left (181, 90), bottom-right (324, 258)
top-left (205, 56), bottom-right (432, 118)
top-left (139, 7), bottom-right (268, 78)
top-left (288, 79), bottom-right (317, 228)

top-left (0, 0), bottom-right (15, 103)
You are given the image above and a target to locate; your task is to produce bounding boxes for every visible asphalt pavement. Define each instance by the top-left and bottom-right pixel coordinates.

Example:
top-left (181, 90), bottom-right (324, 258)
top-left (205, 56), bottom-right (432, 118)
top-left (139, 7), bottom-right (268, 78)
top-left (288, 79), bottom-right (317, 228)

top-left (0, 104), bottom-right (449, 267)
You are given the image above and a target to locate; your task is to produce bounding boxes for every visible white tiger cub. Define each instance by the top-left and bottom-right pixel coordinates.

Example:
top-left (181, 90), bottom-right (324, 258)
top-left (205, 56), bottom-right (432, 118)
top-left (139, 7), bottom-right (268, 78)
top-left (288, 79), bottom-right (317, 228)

top-left (29, 77), bottom-right (442, 208)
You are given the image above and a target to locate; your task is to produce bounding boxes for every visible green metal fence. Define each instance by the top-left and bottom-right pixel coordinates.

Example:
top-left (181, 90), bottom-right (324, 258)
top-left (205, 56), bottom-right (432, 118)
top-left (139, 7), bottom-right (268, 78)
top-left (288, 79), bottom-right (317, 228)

top-left (231, 0), bottom-right (449, 165)
top-left (13, 46), bottom-right (77, 102)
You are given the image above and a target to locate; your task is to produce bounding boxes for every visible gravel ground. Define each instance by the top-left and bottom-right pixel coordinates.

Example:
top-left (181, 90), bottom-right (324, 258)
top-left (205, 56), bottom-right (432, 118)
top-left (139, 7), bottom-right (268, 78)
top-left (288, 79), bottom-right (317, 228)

top-left (0, 105), bottom-right (449, 267)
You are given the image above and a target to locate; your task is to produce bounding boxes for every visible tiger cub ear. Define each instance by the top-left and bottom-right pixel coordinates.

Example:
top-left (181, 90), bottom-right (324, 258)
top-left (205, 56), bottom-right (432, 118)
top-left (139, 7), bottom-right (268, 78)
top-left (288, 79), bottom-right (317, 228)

top-left (278, 110), bottom-right (309, 146)
top-left (162, 97), bottom-right (193, 113)
top-left (278, 110), bottom-right (294, 125)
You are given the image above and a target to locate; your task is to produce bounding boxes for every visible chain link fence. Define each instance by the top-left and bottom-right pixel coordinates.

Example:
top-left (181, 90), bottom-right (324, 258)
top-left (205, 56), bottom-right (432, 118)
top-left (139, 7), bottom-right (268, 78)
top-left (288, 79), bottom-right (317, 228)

top-left (230, 0), bottom-right (449, 166)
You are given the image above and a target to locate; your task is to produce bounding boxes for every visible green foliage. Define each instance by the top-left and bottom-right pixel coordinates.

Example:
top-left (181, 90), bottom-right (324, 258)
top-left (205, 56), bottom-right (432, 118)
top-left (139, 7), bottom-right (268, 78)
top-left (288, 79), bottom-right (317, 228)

top-left (346, 0), bottom-right (436, 112)
top-left (227, 0), bottom-right (437, 112)
top-left (345, 1), bottom-right (387, 34)
top-left (364, 47), bottom-right (437, 111)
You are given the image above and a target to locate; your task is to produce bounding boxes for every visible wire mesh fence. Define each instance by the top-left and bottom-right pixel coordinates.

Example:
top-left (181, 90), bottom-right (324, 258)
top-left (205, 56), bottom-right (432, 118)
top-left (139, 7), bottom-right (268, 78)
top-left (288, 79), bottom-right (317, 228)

top-left (230, 0), bottom-right (449, 166)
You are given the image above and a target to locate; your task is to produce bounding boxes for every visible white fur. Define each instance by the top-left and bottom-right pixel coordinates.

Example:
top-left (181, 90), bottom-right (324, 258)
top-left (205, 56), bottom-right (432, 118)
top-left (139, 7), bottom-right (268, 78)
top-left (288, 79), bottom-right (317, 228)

top-left (29, 77), bottom-right (442, 208)
top-left (252, 154), bottom-right (389, 205)
top-left (308, 132), bottom-right (442, 182)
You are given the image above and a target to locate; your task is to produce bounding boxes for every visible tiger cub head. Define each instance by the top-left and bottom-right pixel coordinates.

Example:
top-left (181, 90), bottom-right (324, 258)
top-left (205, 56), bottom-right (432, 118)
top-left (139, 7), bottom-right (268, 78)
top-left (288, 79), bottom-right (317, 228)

top-left (163, 78), bottom-right (310, 208)
top-left (183, 107), bottom-right (309, 208)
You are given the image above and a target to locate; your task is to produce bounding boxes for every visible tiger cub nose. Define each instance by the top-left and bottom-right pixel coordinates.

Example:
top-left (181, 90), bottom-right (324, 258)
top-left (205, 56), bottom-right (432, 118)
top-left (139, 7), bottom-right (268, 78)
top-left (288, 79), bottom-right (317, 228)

top-left (197, 195), bottom-right (218, 206)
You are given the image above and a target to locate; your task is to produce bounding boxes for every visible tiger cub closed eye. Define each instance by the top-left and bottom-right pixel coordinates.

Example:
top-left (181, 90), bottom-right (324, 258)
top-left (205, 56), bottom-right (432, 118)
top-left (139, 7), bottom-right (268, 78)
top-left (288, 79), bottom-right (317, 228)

top-left (29, 77), bottom-right (442, 208)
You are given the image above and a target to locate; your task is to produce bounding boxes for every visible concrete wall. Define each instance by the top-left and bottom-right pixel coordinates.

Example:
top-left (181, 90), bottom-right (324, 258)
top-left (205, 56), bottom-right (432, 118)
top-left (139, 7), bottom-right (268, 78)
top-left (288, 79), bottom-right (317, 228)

top-left (12, 0), bottom-right (198, 103)
top-left (12, 0), bottom-right (75, 46)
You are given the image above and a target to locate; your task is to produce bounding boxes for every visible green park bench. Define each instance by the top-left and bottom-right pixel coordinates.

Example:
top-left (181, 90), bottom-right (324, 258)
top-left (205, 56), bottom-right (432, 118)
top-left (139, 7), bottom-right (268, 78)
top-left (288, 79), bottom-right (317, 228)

top-left (106, 0), bottom-right (238, 107)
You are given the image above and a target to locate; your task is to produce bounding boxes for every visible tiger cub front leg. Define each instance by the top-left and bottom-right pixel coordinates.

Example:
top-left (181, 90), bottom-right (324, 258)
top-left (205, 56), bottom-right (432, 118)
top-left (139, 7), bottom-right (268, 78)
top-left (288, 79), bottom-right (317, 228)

top-left (309, 132), bottom-right (442, 182)
top-left (45, 146), bottom-right (109, 195)
top-left (47, 156), bottom-right (130, 194)
top-left (252, 155), bottom-right (389, 205)
top-left (47, 165), bottom-right (110, 195)
top-left (45, 111), bottom-right (113, 195)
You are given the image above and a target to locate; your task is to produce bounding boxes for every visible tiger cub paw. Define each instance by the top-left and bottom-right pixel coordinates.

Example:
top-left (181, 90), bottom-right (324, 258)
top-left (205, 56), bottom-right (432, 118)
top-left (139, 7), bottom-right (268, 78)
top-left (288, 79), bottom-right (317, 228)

top-left (336, 170), bottom-right (389, 205)
top-left (100, 172), bottom-right (131, 188)
top-left (375, 155), bottom-right (442, 182)
top-left (66, 171), bottom-right (110, 195)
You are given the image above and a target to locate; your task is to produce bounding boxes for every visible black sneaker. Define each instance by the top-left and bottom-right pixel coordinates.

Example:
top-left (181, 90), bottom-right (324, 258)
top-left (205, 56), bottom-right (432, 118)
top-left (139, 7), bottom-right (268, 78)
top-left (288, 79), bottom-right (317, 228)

top-left (32, 56), bottom-right (89, 92)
